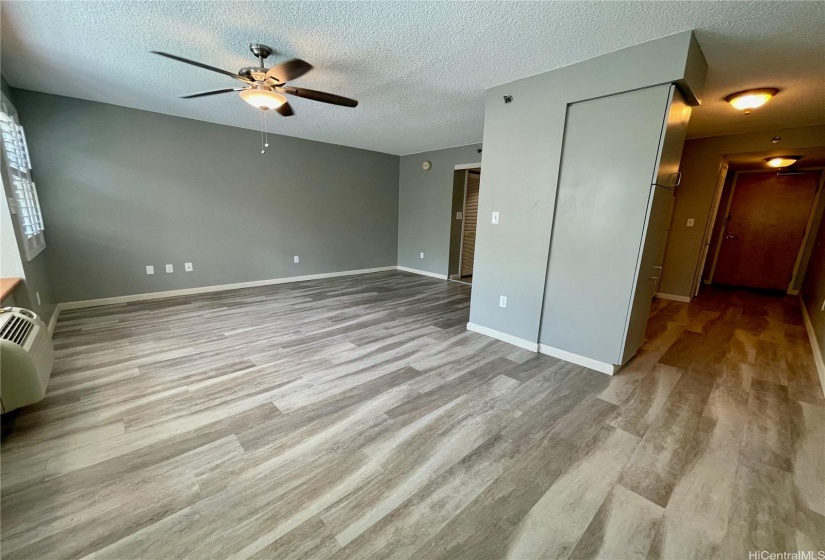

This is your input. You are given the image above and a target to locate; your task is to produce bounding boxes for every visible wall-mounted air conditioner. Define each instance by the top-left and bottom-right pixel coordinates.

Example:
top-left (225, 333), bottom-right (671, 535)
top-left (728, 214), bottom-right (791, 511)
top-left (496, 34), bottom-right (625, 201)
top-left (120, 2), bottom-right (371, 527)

top-left (0, 307), bottom-right (54, 413)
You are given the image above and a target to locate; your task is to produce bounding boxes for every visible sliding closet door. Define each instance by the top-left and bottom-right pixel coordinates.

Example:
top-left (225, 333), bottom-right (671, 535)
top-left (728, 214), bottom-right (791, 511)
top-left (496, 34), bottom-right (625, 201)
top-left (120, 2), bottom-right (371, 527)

top-left (539, 85), bottom-right (672, 365)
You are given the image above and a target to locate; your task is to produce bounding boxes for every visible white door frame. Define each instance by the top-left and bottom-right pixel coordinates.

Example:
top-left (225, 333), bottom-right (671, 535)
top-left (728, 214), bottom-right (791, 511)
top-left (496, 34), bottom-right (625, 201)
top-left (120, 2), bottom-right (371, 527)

top-left (693, 159), bottom-right (729, 296)
top-left (456, 170), bottom-right (469, 278)
top-left (454, 162), bottom-right (482, 170)
top-left (706, 167), bottom-right (738, 288)
top-left (789, 169), bottom-right (825, 294)
top-left (450, 163), bottom-right (481, 282)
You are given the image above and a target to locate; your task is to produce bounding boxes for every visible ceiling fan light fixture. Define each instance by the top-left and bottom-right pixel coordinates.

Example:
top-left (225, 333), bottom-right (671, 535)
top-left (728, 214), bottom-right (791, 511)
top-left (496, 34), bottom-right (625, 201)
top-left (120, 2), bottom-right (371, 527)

top-left (765, 156), bottom-right (801, 168)
top-left (239, 88), bottom-right (287, 110)
top-left (725, 88), bottom-right (778, 112)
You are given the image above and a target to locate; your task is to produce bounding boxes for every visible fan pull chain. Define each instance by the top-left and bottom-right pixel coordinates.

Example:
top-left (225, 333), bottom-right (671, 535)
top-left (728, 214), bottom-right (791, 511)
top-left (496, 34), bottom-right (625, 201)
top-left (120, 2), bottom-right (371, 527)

top-left (260, 109), bottom-right (265, 154)
top-left (264, 110), bottom-right (269, 148)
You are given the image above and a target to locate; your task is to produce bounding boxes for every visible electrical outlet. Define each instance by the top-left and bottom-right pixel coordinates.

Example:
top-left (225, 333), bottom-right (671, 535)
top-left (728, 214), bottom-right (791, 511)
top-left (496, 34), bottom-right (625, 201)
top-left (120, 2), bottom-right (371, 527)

top-left (456, 211), bottom-right (463, 220)
top-left (293, 256), bottom-right (300, 264)
top-left (36, 292), bottom-right (41, 305)
top-left (686, 218), bottom-right (695, 227)
top-left (165, 264), bottom-right (173, 273)
top-left (499, 295), bottom-right (507, 308)
top-left (146, 265), bottom-right (154, 275)
top-left (492, 211), bottom-right (500, 224)
top-left (184, 262), bottom-right (193, 272)
top-left (420, 252), bottom-right (424, 259)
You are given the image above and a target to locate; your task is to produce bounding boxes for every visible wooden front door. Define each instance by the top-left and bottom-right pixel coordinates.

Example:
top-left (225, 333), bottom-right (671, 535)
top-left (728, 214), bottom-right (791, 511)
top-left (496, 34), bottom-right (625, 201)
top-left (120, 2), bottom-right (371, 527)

top-left (714, 170), bottom-right (820, 290)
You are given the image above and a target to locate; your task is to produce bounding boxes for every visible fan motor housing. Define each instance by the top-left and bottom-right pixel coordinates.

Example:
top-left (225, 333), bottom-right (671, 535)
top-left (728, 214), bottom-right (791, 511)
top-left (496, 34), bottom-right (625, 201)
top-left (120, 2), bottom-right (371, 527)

top-left (239, 67), bottom-right (269, 82)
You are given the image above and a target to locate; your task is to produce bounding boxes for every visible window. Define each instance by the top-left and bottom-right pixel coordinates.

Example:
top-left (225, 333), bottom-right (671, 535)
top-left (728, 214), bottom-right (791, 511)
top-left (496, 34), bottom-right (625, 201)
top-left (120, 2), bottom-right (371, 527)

top-left (0, 98), bottom-right (45, 260)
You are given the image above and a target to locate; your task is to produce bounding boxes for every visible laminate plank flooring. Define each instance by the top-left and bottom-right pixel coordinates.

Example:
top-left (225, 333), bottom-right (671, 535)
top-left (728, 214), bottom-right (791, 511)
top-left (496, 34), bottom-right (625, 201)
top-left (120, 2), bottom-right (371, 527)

top-left (1, 272), bottom-right (823, 559)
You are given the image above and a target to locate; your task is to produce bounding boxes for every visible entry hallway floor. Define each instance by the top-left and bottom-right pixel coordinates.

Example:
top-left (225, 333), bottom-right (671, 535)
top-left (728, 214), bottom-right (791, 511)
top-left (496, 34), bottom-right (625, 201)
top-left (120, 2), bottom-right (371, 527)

top-left (1, 271), bottom-right (823, 559)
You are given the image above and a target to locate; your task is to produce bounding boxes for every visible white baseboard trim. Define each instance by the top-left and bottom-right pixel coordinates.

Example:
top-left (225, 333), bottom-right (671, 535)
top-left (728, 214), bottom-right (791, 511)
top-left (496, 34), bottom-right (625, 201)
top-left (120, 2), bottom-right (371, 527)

top-left (47, 303), bottom-right (61, 334)
top-left (538, 344), bottom-right (619, 375)
top-left (58, 266), bottom-right (398, 311)
top-left (466, 322), bottom-right (538, 352)
top-left (800, 296), bottom-right (825, 394)
top-left (396, 266), bottom-right (449, 280)
top-left (655, 292), bottom-right (692, 303)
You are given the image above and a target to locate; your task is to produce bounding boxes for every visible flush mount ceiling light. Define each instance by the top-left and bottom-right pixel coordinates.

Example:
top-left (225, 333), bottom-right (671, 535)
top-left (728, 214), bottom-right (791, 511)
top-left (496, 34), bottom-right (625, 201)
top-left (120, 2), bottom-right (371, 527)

top-left (725, 88), bottom-right (779, 113)
top-left (765, 156), bottom-right (801, 168)
top-left (239, 87), bottom-right (287, 110)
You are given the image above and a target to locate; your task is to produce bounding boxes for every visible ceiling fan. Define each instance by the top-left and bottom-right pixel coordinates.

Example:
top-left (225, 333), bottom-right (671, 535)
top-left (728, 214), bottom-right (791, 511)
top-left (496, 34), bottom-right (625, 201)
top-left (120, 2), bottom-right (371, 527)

top-left (152, 43), bottom-right (359, 116)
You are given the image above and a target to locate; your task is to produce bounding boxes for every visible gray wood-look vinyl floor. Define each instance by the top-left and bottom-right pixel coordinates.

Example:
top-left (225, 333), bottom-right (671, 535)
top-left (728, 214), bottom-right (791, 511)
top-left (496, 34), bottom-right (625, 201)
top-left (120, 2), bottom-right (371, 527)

top-left (1, 271), bottom-right (823, 559)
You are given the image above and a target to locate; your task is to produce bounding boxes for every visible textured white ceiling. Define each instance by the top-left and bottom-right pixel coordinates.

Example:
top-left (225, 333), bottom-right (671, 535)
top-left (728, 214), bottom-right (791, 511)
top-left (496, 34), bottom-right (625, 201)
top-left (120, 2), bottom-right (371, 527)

top-left (2, 1), bottom-right (823, 155)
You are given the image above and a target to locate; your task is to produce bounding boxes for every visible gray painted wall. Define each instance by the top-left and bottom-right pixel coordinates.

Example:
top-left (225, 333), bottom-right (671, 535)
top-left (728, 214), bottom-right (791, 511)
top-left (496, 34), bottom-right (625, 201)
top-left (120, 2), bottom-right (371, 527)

top-left (0, 78), bottom-right (57, 320)
top-left (659, 124), bottom-right (825, 298)
top-left (1, 76), bottom-right (14, 103)
top-left (801, 216), bottom-right (825, 378)
top-left (468, 31), bottom-right (705, 342)
top-left (13, 89), bottom-right (399, 303)
top-left (398, 144), bottom-right (482, 275)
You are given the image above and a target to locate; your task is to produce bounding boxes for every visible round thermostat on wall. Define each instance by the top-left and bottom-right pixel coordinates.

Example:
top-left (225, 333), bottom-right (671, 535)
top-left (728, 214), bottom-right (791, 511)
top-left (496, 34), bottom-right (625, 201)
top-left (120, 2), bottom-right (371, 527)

top-left (422, 161), bottom-right (432, 171)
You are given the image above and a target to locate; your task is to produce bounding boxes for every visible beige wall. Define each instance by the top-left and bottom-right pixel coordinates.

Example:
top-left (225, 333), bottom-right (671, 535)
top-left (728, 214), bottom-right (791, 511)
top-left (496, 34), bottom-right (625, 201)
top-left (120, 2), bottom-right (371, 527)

top-left (659, 124), bottom-right (825, 298)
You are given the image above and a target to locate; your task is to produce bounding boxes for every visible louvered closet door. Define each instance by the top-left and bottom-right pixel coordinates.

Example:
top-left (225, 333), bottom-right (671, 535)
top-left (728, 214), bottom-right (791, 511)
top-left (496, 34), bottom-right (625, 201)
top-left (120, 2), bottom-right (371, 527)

top-left (460, 171), bottom-right (480, 276)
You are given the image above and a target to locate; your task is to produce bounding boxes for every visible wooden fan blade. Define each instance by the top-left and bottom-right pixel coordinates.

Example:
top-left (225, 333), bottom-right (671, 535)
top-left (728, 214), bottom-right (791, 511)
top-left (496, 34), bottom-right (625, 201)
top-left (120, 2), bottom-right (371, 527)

top-left (280, 86), bottom-right (358, 108)
top-left (181, 88), bottom-right (243, 99)
top-left (276, 102), bottom-right (295, 117)
top-left (265, 59), bottom-right (314, 83)
top-left (152, 51), bottom-right (242, 81)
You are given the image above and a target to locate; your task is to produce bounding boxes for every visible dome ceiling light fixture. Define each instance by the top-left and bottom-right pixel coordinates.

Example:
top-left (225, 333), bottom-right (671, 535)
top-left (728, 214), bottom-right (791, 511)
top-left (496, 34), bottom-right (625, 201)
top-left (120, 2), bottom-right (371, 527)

top-left (765, 156), bottom-right (801, 168)
top-left (725, 88), bottom-right (779, 114)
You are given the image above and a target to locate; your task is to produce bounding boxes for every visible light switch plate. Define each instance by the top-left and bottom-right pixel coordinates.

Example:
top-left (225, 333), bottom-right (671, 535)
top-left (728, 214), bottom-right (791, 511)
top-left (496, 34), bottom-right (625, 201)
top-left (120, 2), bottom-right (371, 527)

top-left (492, 211), bottom-right (500, 224)
top-left (165, 264), bottom-right (173, 273)
top-left (420, 252), bottom-right (424, 259)
top-left (456, 211), bottom-right (463, 220)
top-left (184, 262), bottom-right (193, 272)
top-left (293, 256), bottom-right (300, 264)
top-left (686, 218), bottom-right (695, 227)
top-left (499, 295), bottom-right (507, 308)
top-left (146, 265), bottom-right (154, 275)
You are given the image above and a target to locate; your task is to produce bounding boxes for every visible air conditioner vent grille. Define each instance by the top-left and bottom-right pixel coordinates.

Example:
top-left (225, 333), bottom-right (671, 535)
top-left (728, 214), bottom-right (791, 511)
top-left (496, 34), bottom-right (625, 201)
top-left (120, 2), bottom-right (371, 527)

top-left (1, 315), bottom-right (34, 346)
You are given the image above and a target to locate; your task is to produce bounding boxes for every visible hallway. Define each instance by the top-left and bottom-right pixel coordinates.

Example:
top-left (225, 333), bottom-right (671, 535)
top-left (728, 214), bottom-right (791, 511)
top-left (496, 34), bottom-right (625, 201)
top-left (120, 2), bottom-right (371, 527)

top-left (607, 286), bottom-right (824, 557)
